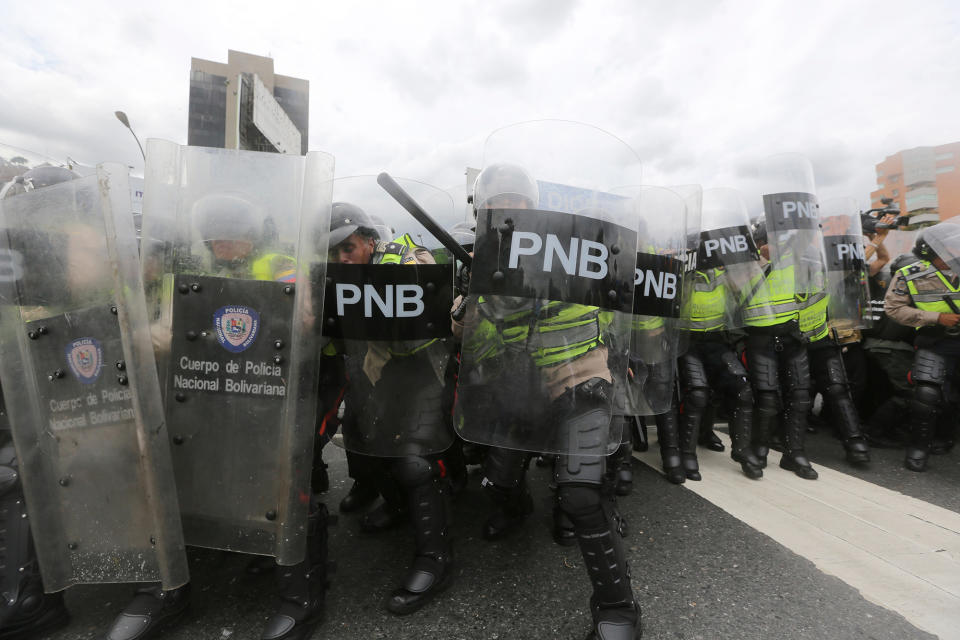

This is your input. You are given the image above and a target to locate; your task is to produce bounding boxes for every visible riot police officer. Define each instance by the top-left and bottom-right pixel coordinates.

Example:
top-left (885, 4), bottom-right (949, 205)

top-left (884, 222), bottom-right (960, 472)
top-left (455, 136), bottom-right (642, 639)
top-left (324, 186), bottom-right (455, 615)
top-left (677, 188), bottom-right (769, 480)
top-left (742, 154), bottom-right (830, 480)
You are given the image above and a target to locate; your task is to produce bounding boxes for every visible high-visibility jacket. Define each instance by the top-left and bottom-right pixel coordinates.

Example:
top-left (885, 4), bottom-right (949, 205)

top-left (899, 260), bottom-right (960, 318)
top-left (680, 268), bottom-right (727, 333)
top-left (464, 298), bottom-right (607, 369)
top-left (742, 262), bottom-right (829, 341)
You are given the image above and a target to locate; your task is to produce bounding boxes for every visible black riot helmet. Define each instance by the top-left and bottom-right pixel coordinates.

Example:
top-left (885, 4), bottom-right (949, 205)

top-left (472, 163), bottom-right (539, 213)
top-left (912, 222), bottom-right (960, 263)
top-left (2, 165), bottom-right (80, 199)
top-left (328, 202), bottom-right (377, 248)
top-left (889, 252), bottom-right (920, 275)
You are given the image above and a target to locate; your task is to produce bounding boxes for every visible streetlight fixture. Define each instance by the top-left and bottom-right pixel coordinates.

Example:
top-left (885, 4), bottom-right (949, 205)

top-left (114, 110), bottom-right (146, 161)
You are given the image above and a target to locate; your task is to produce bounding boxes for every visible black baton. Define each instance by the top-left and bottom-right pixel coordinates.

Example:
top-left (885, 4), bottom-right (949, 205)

top-left (377, 172), bottom-right (472, 268)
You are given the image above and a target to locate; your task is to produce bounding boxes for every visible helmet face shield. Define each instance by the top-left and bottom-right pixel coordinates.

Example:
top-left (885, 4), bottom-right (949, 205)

top-left (472, 163), bottom-right (539, 211)
top-left (920, 222), bottom-right (960, 273)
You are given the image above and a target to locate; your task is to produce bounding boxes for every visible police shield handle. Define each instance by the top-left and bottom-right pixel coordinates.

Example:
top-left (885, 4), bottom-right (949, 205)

top-left (376, 172), bottom-right (473, 267)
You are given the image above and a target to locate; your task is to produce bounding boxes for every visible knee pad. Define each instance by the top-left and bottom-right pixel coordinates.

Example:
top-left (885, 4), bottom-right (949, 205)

top-left (390, 456), bottom-right (434, 488)
top-left (556, 484), bottom-right (604, 526)
top-left (912, 382), bottom-right (943, 417)
top-left (823, 382), bottom-right (849, 405)
top-left (682, 386), bottom-right (710, 413)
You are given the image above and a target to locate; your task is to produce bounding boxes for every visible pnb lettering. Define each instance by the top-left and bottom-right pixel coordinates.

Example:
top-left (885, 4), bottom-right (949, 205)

top-left (634, 269), bottom-right (678, 299)
top-left (836, 243), bottom-right (865, 261)
top-left (508, 231), bottom-right (608, 280)
top-left (703, 235), bottom-right (748, 257)
top-left (335, 284), bottom-right (424, 318)
top-left (782, 201), bottom-right (817, 219)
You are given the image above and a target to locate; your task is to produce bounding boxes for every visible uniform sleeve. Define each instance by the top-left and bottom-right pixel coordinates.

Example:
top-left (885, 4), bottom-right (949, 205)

top-left (884, 274), bottom-right (940, 327)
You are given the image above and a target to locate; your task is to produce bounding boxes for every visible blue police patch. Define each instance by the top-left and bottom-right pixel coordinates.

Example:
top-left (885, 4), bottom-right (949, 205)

top-left (213, 305), bottom-right (260, 353)
top-left (65, 337), bottom-right (104, 384)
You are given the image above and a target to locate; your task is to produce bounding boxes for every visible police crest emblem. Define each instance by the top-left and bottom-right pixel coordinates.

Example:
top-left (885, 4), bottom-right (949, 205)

top-left (65, 337), bottom-right (104, 384)
top-left (213, 305), bottom-right (260, 353)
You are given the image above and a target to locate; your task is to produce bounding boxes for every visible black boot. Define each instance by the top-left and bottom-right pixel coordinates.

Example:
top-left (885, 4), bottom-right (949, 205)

top-left (904, 409), bottom-right (937, 473)
top-left (104, 583), bottom-right (191, 640)
top-left (678, 410), bottom-right (701, 482)
top-left (825, 385), bottom-right (871, 464)
top-left (630, 417), bottom-right (648, 452)
top-left (753, 391), bottom-right (779, 469)
top-left (552, 502), bottom-right (577, 546)
top-left (780, 391), bottom-right (818, 480)
top-left (728, 398), bottom-right (762, 480)
top-left (261, 505), bottom-right (329, 640)
top-left (574, 512), bottom-right (640, 639)
top-left (697, 404), bottom-right (725, 453)
top-left (359, 501), bottom-right (408, 533)
top-left (338, 479), bottom-right (378, 513)
top-left (0, 577), bottom-right (69, 640)
top-left (481, 481), bottom-right (534, 540)
top-left (385, 478), bottom-right (452, 615)
top-left (655, 409), bottom-right (685, 484)
top-left (361, 468), bottom-right (409, 532)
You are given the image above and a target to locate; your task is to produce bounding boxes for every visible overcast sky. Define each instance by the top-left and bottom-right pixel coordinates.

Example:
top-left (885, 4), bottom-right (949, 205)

top-left (1, 0), bottom-right (957, 211)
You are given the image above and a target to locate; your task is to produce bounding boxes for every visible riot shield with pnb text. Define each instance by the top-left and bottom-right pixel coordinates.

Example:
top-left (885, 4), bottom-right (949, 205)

top-left (455, 120), bottom-right (643, 455)
top-left (320, 176), bottom-right (455, 457)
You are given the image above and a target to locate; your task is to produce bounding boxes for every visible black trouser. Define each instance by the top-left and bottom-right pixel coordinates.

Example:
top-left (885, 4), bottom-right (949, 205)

top-left (906, 338), bottom-right (960, 453)
top-left (744, 332), bottom-right (812, 459)
top-left (678, 336), bottom-right (755, 461)
top-left (808, 339), bottom-right (866, 443)
top-left (482, 379), bottom-right (635, 616)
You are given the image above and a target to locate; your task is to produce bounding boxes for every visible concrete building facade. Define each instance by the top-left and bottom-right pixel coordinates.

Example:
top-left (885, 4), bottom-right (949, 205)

top-left (188, 50), bottom-right (308, 155)
top-left (871, 142), bottom-right (960, 226)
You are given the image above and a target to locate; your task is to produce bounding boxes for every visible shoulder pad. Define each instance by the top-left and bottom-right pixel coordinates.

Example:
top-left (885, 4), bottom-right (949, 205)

top-left (907, 264), bottom-right (922, 274)
top-left (384, 242), bottom-right (405, 255)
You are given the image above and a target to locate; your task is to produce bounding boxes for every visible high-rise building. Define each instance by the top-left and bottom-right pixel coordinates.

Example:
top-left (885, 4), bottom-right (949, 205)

top-left (871, 142), bottom-right (960, 226)
top-left (188, 50), bottom-right (308, 155)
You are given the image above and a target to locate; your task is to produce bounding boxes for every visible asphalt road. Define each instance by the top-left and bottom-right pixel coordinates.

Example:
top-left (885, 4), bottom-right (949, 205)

top-left (43, 440), bottom-right (938, 640)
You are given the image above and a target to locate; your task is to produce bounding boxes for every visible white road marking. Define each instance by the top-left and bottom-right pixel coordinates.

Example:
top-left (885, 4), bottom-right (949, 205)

top-left (634, 432), bottom-right (960, 640)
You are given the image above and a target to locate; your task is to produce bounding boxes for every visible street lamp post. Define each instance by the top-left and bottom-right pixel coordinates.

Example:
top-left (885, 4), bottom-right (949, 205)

top-left (114, 111), bottom-right (146, 161)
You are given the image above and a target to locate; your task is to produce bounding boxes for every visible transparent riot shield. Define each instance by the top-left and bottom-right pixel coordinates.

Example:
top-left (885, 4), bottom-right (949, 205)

top-left (141, 140), bottom-right (334, 565)
top-left (695, 188), bottom-right (773, 330)
top-left (0, 164), bottom-right (188, 591)
top-left (820, 197), bottom-right (872, 330)
top-left (626, 187), bottom-right (687, 416)
top-left (320, 176), bottom-right (455, 457)
top-left (455, 120), bottom-right (644, 455)
top-left (758, 153), bottom-right (828, 339)
top-left (669, 184), bottom-right (703, 357)
top-left (759, 153), bottom-right (828, 291)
